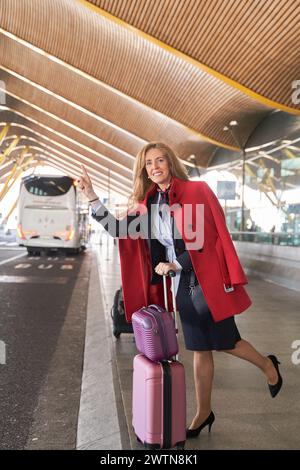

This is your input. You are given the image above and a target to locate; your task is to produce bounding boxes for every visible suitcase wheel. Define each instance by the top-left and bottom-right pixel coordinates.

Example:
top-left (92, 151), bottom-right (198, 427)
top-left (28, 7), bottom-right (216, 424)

top-left (113, 330), bottom-right (121, 338)
top-left (176, 441), bottom-right (185, 450)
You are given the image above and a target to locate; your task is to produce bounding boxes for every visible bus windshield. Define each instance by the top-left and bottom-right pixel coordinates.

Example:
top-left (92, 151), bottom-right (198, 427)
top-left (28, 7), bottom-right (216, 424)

top-left (24, 176), bottom-right (74, 197)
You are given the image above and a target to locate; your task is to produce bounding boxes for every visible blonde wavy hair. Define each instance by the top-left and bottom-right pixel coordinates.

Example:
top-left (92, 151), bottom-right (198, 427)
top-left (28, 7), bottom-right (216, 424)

top-left (128, 142), bottom-right (188, 207)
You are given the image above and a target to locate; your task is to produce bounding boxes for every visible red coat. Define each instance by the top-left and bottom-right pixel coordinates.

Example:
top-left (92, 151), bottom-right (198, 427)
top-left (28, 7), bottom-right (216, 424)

top-left (119, 177), bottom-right (251, 322)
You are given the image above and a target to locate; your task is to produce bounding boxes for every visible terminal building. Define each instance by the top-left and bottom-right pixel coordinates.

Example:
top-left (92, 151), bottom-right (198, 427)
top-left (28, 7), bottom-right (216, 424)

top-left (0, 0), bottom-right (299, 451)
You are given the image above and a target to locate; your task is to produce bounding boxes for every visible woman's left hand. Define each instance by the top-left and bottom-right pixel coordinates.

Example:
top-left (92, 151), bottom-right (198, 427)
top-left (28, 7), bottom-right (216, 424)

top-left (155, 262), bottom-right (178, 276)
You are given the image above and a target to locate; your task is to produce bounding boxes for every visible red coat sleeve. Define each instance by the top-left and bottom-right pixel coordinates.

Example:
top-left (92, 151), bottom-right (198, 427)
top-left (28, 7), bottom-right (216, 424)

top-left (202, 182), bottom-right (248, 286)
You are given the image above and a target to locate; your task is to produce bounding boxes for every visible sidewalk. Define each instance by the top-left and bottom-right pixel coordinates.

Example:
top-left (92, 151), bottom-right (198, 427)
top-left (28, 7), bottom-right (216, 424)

top-left (79, 237), bottom-right (300, 450)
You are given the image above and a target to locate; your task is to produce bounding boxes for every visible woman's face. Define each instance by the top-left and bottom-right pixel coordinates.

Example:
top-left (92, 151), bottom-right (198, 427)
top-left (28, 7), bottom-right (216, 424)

top-left (145, 148), bottom-right (172, 187)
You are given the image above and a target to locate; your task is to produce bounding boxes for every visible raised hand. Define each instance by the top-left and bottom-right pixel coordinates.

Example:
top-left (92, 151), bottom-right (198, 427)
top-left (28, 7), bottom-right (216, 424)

top-left (77, 164), bottom-right (98, 201)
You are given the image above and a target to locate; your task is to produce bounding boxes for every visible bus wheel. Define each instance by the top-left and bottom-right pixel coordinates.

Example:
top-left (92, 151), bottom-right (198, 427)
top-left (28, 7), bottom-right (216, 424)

top-left (66, 248), bottom-right (80, 255)
top-left (27, 248), bottom-right (40, 256)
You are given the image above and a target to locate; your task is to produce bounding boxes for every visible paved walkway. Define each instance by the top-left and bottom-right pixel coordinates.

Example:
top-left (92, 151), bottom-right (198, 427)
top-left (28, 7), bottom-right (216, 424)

top-left (78, 238), bottom-right (300, 450)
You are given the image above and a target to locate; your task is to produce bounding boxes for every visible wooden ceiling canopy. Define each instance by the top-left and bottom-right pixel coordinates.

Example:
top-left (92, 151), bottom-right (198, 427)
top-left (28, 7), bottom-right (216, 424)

top-left (1, 0), bottom-right (299, 196)
top-left (85, 0), bottom-right (300, 112)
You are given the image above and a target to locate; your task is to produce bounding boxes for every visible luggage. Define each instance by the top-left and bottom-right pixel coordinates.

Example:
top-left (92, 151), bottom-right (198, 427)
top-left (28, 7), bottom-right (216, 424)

top-left (132, 354), bottom-right (186, 449)
top-left (131, 303), bottom-right (178, 362)
top-left (132, 271), bottom-right (186, 449)
top-left (111, 287), bottom-right (133, 338)
top-left (131, 271), bottom-right (178, 361)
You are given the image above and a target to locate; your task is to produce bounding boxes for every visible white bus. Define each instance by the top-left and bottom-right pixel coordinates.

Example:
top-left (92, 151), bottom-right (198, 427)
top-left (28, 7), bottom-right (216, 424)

top-left (17, 174), bottom-right (90, 255)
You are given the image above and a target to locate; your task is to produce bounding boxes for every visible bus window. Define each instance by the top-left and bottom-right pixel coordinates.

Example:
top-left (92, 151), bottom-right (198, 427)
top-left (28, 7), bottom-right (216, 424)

top-left (24, 176), bottom-right (74, 197)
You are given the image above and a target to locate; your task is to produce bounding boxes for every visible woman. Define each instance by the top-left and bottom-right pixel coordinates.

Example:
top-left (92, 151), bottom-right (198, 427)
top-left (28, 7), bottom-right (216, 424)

top-left (78, 142), bottom-right (282, 438)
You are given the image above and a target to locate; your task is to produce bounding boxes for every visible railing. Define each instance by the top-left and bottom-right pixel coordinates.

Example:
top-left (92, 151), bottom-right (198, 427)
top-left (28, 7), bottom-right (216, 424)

top-left (230, 231), bottom-right (300, 247)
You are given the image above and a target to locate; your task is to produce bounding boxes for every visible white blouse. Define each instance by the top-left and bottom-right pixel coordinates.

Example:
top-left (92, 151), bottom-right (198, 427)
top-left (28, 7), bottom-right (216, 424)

top-left (151, 194), bottom-right (182, 296)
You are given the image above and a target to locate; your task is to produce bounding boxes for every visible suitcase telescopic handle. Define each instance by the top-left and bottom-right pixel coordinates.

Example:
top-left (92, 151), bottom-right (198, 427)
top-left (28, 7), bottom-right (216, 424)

top-left (163, 270), bottom-right (178, 332)
top-left (163, 270), bottom-right (179, 361)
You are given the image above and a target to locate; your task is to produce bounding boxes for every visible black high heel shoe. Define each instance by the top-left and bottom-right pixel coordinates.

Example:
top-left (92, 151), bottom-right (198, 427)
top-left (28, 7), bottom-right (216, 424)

top-left (267, 355), bottom-right (283, 398)
top-left (186, 411), bottom-right (215, 439)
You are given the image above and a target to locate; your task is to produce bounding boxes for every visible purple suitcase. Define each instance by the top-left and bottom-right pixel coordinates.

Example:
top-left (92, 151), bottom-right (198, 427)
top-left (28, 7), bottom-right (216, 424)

top-left (132, 305), bottom-right (178, 362)
top-left (132, 271), bottom-right (186, 449)
top-left (132, 274), bottom-right (178, 362)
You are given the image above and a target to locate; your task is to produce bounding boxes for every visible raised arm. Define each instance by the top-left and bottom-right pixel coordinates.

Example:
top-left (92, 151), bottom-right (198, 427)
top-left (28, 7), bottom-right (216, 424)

top-left (77, 165), bottom-right (140, 238)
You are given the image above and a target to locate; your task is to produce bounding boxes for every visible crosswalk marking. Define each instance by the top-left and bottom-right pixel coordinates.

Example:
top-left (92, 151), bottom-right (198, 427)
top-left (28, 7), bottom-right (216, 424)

top-left (0, 242), bottom-right (19, 247)
top-left (0, 253), bottom-right (27, 266)
top-left (14, 263), bottom-right (74, 270)
top-left (0, 275), bottom-right (68, 284)
top-left (0, 340), bottom-right (6, 365)
top-left (15, 264), bottom-right (31, 269)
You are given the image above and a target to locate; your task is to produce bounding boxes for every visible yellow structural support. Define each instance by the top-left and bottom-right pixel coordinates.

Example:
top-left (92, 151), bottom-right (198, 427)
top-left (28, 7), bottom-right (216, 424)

top-left (0, 148), bottom-right (31, 201)
top-left (0, 136), bottom-right (21, 166)
top-left (1, 158), bottom-right (39, 225)
top-left (10, 156), bottom-right (36, 182)
top-left (1, 195), bottom-right (19, 226)
top-left (258, 158), bottom-right (278, 197)
top-left (16, 146), bottom-right (30, 167)
top-left (245, 163), bottom-right (256, 178)
top-left (259, 187), bottom-right (277, 207)
top-left (0, 124), bottom-right (11, 146)
top-left (283, 149), bottom-right (296, 159)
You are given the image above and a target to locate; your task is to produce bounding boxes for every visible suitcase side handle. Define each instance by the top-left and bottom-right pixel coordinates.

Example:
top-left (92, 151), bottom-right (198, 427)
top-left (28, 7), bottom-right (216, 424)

top-left (148, 304), bottom-right (178, 333)
top-left (148, 304), bottom-right (165, 313)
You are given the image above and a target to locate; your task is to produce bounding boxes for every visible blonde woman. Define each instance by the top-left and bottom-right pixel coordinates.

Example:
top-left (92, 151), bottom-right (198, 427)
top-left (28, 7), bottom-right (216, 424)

top-left (78, 142), bottom-right (282, 438)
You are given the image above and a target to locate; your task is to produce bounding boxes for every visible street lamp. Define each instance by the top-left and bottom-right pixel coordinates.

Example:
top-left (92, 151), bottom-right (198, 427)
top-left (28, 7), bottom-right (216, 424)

top-left (223, 121), bottom-right (246, 232)
top-left (106, 168), bottom-right (111, 259)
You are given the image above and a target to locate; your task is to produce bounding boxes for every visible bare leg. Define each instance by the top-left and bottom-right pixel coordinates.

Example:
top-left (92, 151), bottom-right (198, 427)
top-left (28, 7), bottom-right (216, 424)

top-left (224, 339), bottom-right (278, 385)
top-left (189, 351), bottom-right (214, 430)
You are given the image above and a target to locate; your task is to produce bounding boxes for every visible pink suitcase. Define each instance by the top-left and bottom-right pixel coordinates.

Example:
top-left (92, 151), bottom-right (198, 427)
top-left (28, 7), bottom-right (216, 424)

top-left (132, 354), bottom-right (186, 449)
top-left (131, 303), bottom-right (178, 362)
top-left (132, 272), bottom-right (186, 449)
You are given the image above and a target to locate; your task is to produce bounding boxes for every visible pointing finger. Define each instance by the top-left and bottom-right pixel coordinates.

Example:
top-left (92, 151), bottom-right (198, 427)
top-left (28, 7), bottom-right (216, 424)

top-left (81, 164), bottom-right (88, 176)
top-left (81, 164), bottom-right (91, 184)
